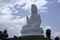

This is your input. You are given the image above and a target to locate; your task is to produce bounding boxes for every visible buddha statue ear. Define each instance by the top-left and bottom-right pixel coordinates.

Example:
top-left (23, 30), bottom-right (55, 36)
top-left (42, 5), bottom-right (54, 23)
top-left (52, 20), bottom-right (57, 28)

top-left (31, 4), bottom-right (37, 14)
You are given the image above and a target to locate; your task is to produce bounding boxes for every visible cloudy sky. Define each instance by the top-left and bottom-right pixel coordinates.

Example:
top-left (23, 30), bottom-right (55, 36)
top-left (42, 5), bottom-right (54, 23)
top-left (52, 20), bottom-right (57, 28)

top-left (0, 0), bottom-right (60, 38)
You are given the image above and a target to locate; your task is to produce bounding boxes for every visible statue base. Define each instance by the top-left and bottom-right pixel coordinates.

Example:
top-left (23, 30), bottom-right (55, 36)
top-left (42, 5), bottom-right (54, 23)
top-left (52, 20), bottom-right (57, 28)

top-left (21, 26), bottom-right (44, 37)
top-left (21, 32), bottom-right (44, 37)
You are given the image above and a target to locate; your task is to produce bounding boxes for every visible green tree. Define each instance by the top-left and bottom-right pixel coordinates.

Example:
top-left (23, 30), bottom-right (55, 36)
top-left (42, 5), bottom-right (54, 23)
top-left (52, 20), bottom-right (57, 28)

top-left (46, 29), bottom-right (51, 38)
top-left (14, 35), bottom-right (17, 38)
top-left (0, 31), bottom-right (2, 40)
top-left (55, 37), bottom-right (59, 40)
top-left (4, 29), bottom-right (8, 38)
top-left (2, 29), bottom-right (8, 40)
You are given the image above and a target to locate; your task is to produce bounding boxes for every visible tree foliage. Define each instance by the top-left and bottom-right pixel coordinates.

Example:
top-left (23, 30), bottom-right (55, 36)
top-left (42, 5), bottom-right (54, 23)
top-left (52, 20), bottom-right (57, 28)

top-left (55, 37), bottom-right (59, 40)
top-left (46, 29), bottom-right (51, 38)
top-left (0, 29), bottom-right (8, 40)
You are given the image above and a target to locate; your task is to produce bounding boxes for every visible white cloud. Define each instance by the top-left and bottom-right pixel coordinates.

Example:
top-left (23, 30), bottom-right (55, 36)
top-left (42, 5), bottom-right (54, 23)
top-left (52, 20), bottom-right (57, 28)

top-left (0, 16), bottom-right (26, 38)
top-left (0, 0), bottom-right (48, 13)
top-left (21, 0), bottom-right (48, 11)
top-left (39, 7), bottom-right (48, 13)
top-left (0, 7), bottom-right (12, 15)
top-left (52, 32), bottom-right (60, 37)
top-left (57, 0), bottom-right (60, 3)
top-left (42, 25), bottom-right (52, 32)
top-left (0, 15), bottom-right (13, 21)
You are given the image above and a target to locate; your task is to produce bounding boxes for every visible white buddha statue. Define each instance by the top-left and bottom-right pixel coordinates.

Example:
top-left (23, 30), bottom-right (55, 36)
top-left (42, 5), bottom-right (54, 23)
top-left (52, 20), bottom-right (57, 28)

top-left (21, 4), bottom-right (44, 36)
top-left (28, 4), bottom-right (41, 28)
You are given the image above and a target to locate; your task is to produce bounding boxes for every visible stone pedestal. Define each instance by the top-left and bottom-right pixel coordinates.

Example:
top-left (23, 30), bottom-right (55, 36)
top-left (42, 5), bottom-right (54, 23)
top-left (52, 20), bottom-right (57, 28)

top-left (21, 26), bottom-right (44, 36)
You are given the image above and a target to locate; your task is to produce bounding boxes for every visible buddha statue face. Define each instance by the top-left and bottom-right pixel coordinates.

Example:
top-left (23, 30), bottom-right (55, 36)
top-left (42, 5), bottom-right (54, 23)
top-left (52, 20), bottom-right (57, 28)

top-left (31, 4), bottom-right (37, 14)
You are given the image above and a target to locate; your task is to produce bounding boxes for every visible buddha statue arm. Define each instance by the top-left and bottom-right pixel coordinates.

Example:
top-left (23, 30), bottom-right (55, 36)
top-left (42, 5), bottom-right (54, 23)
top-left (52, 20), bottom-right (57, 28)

top-left (27, 16), bottom-right (28, 21)
top-left (27, 16), bottom-right (31, 25)
top-left (27, 16), bottom-right (29, 24)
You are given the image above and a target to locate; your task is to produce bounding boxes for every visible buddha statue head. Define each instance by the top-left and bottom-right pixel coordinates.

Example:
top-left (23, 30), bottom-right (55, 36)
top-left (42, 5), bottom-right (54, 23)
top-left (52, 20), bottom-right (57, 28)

top-left (31, 4), bottom-right (37, 14)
